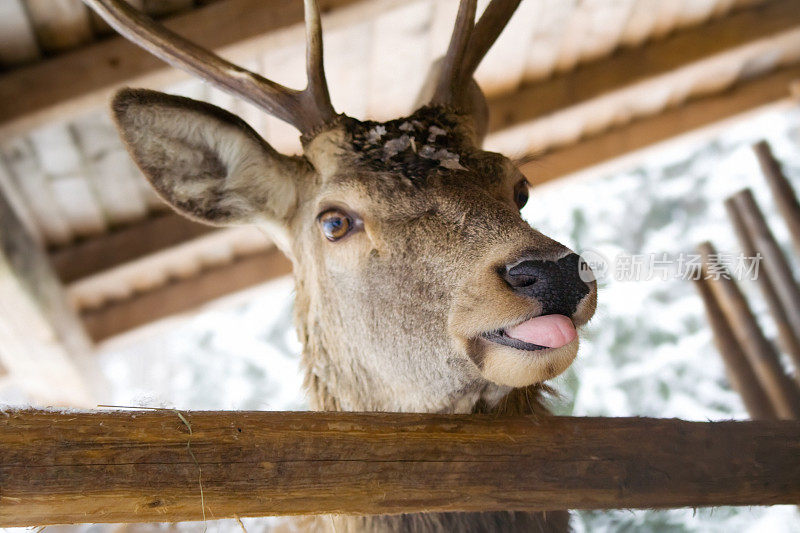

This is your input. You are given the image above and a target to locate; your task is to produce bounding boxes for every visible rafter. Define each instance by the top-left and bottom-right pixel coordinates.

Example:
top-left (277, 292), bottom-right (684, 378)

top-left (80, 246), bottom-right (292, 342)
top-left (485, 0), bottom-right (800, 133)
top-left (520, 63), bottom-right (800, 184)
top-left (0, 0), bottom-right (400, 137)
top-left (50, 212), bottom-right (215, 283)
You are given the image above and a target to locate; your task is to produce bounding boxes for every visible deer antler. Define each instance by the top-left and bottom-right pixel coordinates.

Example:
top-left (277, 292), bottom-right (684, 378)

top-left (84, 0), bottom-right (337, 135)
top-left (430, 0), bottom-right (521, 110)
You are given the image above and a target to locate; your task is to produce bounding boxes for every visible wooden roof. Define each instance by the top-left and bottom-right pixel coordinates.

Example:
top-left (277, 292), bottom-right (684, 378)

top-left (0, 0), bottom-right (798, 351)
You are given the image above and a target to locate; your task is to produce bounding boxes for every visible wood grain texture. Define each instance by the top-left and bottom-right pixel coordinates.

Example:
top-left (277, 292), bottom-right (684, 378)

top-left (1, 410), bottom-right (799, 527)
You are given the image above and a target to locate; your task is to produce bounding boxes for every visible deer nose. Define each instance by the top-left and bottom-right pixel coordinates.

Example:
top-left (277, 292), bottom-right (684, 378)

top-left (502, 253), bottom-right (591, 316)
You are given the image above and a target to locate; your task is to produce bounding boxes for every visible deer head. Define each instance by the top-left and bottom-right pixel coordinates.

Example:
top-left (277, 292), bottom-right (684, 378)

top-left (88, 0), bottom-right (597, 413)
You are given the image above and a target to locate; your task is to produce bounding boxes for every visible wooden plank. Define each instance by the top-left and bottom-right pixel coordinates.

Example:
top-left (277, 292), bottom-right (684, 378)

top-left (0, 178), bottom-right (103, 407)
top-left (0, 0), bottom-right (402, 138)
top-left (1, 410), bottom-right (799, 526)
top-left (516, 64), bottom-right (800, 185)
top-left (23, 0), bottom-right (94, 54)
top-left (486, 0), bottom-right (800, 133)
top-left (50, 212), bottom-right (217, 283)
top-left (80, 246), bottom-right (292, 341)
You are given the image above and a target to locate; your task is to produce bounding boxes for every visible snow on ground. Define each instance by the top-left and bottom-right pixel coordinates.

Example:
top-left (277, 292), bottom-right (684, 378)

top-left (3, 107), bottom-right (800, 532)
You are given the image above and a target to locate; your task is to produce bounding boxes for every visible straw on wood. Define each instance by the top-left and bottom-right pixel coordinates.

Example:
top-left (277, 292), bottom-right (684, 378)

top-left (725, 196), bottom-right (800, 384)
top-left (698, 241), bottom-right (800, 419)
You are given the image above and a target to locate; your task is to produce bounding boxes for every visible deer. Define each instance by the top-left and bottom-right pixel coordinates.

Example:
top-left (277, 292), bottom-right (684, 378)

top-left (85, 0), bottom-right (597, 530)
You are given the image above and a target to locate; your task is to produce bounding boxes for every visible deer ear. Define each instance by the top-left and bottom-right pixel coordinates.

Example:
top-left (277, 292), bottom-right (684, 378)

top-left (111, 88), bottom-right (303, 226)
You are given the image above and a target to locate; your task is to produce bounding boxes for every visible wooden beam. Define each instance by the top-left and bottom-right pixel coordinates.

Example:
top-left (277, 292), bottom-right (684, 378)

top-left (0, 174), bottom-right (103, 406)
top-left (80, 246), bottom-right (292, 342)
top-left (486, 0), bottom-right (800, 133)
top-left (1, 410), bottom-right (798, 526)
top-left (0, 0), bottom-right (400, 137)
top-left (50, 212), bottom-right (216, 283)
top-left (520, 64), bottom-right (800, 184)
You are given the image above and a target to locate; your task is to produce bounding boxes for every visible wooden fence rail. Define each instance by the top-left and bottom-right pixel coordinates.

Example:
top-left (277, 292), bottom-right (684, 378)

top-left (1, 410), bottom-right (799, 526)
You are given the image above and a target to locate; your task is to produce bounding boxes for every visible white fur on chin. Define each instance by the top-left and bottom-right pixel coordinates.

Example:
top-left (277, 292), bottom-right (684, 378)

top-left (480, 337), bottom-right (579, 388)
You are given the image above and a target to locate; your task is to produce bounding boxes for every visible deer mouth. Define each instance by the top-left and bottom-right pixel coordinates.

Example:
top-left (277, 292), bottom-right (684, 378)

top-left (480, 314), bottom-right (577, 352)
top-left (470, 314), bottom-right (580, 388)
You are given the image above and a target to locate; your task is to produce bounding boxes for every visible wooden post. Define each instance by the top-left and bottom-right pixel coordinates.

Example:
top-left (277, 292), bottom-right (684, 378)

top-left (698, 242), bottom-right (800, 419)
top-left (725, 196), bottom-right (800, 383)
top-left (1, 410), bottom-right (799, 527)
top-left (0, 181), bottom-right (103, 406)
top-left (693, 274), bottom-right (776, 419)
top-left (753, 140), bottom-right (800, 257)
top-left (730, 190), bottom-right (800, 363)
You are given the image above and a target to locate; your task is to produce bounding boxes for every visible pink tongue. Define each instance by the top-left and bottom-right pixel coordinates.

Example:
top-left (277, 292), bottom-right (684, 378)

top-left (505, 315), bottom-right (577, 348)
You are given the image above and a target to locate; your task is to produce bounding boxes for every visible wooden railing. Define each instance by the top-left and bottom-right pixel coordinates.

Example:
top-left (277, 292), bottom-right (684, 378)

top-left (1, 409), bottom-right (799, 527)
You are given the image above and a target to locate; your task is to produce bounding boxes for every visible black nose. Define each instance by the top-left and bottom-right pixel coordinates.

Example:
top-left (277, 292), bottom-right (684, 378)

top-left (502, 253), bottom-right (591, 316)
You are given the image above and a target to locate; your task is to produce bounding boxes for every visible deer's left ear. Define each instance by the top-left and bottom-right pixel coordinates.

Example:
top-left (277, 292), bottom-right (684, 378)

top-left (112, 88), bottom-right (305, 226)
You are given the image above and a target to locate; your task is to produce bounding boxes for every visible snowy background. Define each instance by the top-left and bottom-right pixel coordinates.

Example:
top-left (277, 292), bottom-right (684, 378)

top-left (4, 105), bottom-right (800, 532)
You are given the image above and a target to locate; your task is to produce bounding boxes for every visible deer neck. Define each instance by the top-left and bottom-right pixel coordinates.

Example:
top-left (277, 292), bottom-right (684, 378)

top-left (294, 292), bottom-right (551, 415)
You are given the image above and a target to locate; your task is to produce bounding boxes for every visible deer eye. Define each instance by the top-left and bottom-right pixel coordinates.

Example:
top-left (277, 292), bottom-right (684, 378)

top-left (513, 179), bottom-right (529, 210)
top-left (318, 209), bottom-right (353, 241)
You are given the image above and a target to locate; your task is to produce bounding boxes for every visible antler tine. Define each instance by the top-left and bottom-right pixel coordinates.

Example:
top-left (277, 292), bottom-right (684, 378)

top-left (463, 0), bottom-right (522, 80)
top-left (430, 0), bottom-right (477, 107)
top-left (303, 0), bottom-right (336, 127)
top-left (429, 0), bottom-right (521, 110)
top-left (84, 0), bottom-right (336, 135)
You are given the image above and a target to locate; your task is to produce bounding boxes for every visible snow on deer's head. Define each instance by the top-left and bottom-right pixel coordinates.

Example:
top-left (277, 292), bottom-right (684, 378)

top-left (92, 0), bottom-right (597, 412)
